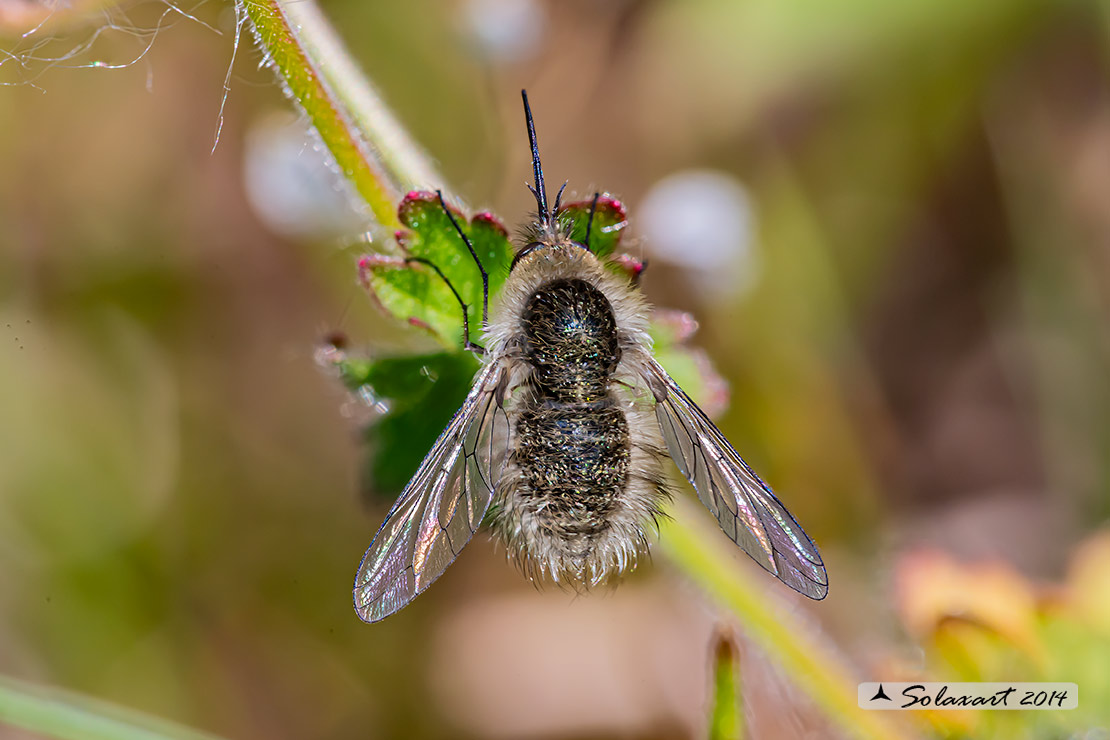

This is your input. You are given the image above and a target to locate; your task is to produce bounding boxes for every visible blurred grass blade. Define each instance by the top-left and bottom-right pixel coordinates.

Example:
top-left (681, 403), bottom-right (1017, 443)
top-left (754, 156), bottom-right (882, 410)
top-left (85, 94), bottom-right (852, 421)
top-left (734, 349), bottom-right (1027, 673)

top-left (239, 0), bottom-right (444, 229)
top-left (0, 674), bottom-right (225, 740)
top-left (659, 497), bottom-right (916, 740)
top-left (708, 630), bottom-right (744, 740)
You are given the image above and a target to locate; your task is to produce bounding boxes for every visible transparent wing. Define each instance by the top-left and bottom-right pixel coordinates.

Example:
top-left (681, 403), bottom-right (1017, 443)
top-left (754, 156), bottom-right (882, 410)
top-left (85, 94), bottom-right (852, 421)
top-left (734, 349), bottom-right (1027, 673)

top-left (646, 358), bottom-right (828, 599)
top-left (353, 359), bottom-right (510, 622)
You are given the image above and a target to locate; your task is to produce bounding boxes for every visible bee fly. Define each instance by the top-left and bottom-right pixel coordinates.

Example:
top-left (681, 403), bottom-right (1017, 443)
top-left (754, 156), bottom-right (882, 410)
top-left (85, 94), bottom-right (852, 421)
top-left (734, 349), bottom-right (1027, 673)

top-left (353, 91), bottom-right (828, 622)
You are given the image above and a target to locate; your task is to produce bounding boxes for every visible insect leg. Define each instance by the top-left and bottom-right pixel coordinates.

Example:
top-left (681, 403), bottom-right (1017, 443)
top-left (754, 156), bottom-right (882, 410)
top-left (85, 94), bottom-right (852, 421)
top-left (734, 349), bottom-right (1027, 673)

top-left (405, 256), bottom-right (485, 355)
top-left (436, 190), bottom-right (489, 329)
top-left (583, 192), bottom-right (601, 253)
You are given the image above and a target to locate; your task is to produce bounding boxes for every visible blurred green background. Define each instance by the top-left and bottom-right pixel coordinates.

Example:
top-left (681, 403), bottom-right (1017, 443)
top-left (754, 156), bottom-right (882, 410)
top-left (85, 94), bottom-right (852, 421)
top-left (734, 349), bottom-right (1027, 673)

top-left (2, 0), bottom-right (1109, 738)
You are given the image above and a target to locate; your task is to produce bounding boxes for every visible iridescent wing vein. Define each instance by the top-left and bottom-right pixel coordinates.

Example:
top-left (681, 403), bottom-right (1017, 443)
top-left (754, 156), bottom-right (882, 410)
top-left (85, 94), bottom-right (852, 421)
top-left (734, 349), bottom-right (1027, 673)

top-left (353, 360), bottom-right (510, 622)
top-left (646, 358), bottom-right (828, 599)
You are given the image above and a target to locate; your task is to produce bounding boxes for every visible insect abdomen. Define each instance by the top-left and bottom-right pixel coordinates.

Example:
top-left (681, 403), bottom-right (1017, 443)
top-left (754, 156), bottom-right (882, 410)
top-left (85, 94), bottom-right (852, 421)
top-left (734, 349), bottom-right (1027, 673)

top-left (514, 403), bottom-right (630, 539)
top-left (491, 275), bottom-right (654, 583)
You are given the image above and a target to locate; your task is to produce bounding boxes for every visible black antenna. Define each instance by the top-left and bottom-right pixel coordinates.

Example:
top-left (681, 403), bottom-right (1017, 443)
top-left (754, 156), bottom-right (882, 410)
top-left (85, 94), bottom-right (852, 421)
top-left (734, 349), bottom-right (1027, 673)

top-left (522, 90), bottom-right (550, 224)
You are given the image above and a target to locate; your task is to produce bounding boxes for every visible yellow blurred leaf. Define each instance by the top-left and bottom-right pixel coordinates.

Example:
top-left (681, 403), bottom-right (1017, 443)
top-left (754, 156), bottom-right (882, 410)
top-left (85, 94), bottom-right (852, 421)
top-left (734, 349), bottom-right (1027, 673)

top-left (1066, 529), bottom-right (1110, 633)
top-left (895, 550), bottom-right (1046, 667)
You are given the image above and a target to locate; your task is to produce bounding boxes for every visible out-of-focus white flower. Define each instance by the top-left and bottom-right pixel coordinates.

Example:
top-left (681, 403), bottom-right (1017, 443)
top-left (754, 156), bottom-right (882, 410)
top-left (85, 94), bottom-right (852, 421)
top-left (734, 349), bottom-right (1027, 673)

top-left (243, 113), bottom-right (367, 240)
top-left (638, 170), bottom-right (758, 297)
top-left (460, 0), bottom-right (546, 63)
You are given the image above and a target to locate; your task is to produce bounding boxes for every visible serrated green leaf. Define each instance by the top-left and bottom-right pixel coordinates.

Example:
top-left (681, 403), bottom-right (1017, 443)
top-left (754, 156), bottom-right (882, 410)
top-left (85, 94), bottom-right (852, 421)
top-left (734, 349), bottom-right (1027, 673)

top-left (362, 192), bottom-right (514, 347)
top-left (557, 195), bottom-right (628, 259)
top-left (360, 255), bottom-right (462, 344)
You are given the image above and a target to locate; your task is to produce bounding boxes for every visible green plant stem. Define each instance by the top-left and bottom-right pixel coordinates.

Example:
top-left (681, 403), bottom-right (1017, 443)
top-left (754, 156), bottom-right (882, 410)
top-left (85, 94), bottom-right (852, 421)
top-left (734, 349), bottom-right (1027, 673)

top-left (239, 0), bottom-right (444, 230)
top-left (659, 497), bottom-right (915, 740)
top-left (709, 631), bottom-right (745, 740)
top-left (0, 674), bottom-right (224, 740)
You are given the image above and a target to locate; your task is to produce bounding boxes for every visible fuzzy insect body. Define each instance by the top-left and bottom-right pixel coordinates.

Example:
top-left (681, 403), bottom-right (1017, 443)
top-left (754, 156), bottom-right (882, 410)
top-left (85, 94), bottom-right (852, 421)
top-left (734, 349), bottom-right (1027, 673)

top-left (353, 92), bottom-right (827, 623)
top-left (485, 246), bottom-right (669, 586)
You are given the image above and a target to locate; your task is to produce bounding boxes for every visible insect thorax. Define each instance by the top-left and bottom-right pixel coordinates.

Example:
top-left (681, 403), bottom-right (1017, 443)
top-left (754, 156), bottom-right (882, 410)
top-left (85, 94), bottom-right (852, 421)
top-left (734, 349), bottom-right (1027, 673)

top-left (521, 278), bottom-right (622, 402)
